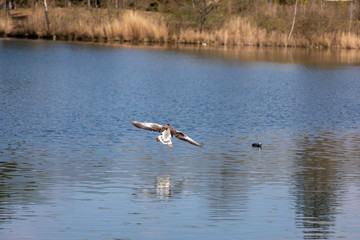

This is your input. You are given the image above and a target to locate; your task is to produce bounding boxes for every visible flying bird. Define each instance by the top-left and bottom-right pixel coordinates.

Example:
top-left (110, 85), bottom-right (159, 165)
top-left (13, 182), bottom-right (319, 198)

top-left (131, 120), bottom-right (202, 147)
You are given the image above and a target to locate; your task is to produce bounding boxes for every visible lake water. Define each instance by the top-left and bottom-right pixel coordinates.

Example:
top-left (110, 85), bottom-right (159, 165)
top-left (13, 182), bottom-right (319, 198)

top-left (1, 39), bottom-right (360, 240)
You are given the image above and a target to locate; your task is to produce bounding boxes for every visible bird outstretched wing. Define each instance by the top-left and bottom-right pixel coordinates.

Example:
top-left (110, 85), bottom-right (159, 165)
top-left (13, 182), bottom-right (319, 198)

top-left (131, 120), bottom-right (163, 132)
top-left (175, 130), bottom-right (202, 147)
top-left (132, 120), bottom-right (202, 147)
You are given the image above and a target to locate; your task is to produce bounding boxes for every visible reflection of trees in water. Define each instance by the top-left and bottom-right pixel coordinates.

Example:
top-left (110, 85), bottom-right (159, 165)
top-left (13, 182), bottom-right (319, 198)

top-left (0, 159), bottom-right (47, 224)
top-left (0, 140), bottom-right (115, 224)
top-left (204, 139), bottom-right (250, 221)
top-left (291, 133), bottom-right (346, 239)
top-left (206, 161), bottom-right (249, 221)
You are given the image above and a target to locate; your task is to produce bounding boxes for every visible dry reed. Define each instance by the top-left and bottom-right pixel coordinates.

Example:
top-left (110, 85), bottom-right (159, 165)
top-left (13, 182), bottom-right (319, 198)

top-left (0, 16), bottom-right (12, 36)
top-left (215, 17), bottom-right (269, 46)
top-left (47, 9), bottom-right (169, 42)
top-left (108, 11), bottom-right (168, 42)
top-left (338, 32), bottom-right (360, 49)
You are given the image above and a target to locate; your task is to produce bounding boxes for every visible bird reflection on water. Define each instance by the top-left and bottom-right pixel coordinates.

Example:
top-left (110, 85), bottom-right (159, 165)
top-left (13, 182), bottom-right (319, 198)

top-left (132, 174), bottom-right (173, 201)
top-left (156, 174), bottom-right (171, 200)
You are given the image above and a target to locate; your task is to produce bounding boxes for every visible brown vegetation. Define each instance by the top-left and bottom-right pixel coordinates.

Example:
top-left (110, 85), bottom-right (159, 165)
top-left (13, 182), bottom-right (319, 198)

top-left (1, 0), bottom-right (360, 48)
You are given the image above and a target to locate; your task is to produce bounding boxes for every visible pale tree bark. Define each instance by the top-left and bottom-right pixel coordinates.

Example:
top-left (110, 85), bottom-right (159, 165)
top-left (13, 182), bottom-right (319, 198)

top-left (287, 0), bottom-right (297, 47)
top-left (44, 0), bottom-right (50, 32)
top-left (348, 2), bottom-right (355, 32)
top-left (11, 0), bottom-right (16, 9)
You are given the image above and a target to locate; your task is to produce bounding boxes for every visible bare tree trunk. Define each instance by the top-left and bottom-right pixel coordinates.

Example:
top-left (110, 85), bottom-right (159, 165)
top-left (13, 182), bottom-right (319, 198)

top-left (6, 0), bottom-right (10, 16)
top-left (11, 0), bottom-right (16, 9)
top-left (87, 0), bottom-right (91, 8)
top-left (33, 0), bottom-right (38, 12)
top-left (201, 0), bottom-right (207, 30)
top-left (191, 0), bottom-right (216, 33)
top-left (65, 0), bottom-right (71, 7)
top-left (227, 0), bottom-right (232, 15)
top-left (287, 0), bottom-right (297, 47)
top-left (107, 0), bottom-right (112, 23)
top-left (44, 0), bottom-right (50, 32)
top-left (348, 2), bottom-right (355, 32)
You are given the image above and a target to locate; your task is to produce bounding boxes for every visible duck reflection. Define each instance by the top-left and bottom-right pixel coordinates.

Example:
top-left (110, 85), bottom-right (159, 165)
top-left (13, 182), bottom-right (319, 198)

top-left (133, 174), bottom-right (174, 201)
top-left (291, 133), bottom-right (345, 239)
top-left (155, 174), bottom-right (171, 199)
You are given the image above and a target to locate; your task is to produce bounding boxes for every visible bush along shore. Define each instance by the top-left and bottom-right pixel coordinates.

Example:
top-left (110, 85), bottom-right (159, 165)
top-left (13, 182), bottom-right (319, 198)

top-left (2, 0), bottom-right (360, 49)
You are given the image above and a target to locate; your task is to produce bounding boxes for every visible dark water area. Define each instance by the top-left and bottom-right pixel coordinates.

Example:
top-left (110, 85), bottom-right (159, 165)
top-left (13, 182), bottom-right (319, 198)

top-left (1, 39), bottom-right (360, 240)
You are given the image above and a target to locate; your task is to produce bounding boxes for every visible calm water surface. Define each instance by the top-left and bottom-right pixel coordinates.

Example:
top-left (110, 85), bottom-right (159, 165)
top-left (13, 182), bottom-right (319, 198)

top-left (1, 40), bottom-right (360, 240)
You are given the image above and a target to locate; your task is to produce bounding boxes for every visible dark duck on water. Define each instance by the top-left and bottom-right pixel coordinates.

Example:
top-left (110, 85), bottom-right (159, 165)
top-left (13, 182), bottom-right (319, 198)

top-left (252, 142), bottom-right (262, 148)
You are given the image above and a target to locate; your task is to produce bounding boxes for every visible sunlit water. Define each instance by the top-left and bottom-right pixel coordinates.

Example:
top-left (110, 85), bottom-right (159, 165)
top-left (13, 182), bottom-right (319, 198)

top-left (1, 39), bottom-right (360, 240)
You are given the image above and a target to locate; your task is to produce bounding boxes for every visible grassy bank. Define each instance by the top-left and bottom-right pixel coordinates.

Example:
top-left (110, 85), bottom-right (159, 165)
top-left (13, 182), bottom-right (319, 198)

top-left (2, 1), bottom-right (360, 48)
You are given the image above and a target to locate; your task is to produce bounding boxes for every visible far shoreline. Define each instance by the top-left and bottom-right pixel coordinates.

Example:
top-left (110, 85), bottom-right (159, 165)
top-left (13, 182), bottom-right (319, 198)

top-left (2, 3), bottom-right (360, 50)
top-left (2, 37), bottom-right (360, 66)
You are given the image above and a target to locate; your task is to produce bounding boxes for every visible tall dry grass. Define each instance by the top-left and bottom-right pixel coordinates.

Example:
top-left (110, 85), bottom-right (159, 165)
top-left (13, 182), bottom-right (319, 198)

top-left (337, 32), bottom-right (360, 49)
top-left (176, 17), bottom-right (287, 47)
top-left (214, 17), bottom-right (284, 46)
top-left (105, 11), bottom-right (168, 42)
top-left (21, 8), bottom-right (169, 42)
top-left (0, 15), bottom-right (12, 36)
top-left (0, 17), bottom-right (12, 36)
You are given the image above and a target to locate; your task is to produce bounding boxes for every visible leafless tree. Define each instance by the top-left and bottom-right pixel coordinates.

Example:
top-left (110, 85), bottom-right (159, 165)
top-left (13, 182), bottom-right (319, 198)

top-left (6, 0), bottom-right (11, 16)
top-left (287, 0), bottom-right (297, 46)
top-left (191, 0), bottom-right (218, 32)
top-left (33, 0), bottom-right (38, 12)
top-left (44, 0), bottom-right (50, 31)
